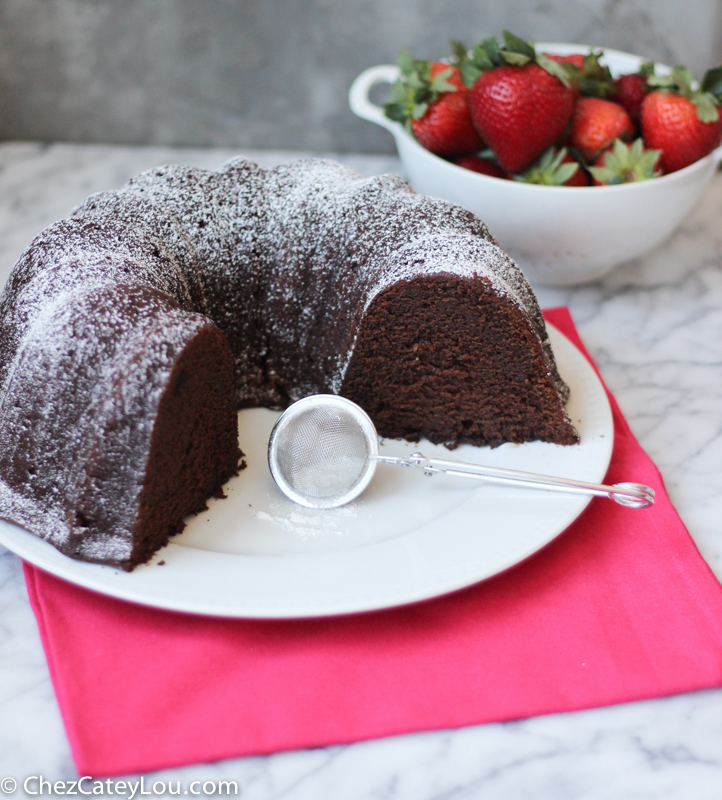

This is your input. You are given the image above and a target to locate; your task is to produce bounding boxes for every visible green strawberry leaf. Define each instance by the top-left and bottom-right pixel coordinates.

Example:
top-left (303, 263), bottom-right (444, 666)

top-left (499, 50), bottom-right (532, 66)
top-left (536, 53), bottom-right (572, 87)
top-left (383, 89), bottom-right (415, 130)
top-left (672, 66), bottom-right (695, 95)
top-left (514, 147), bottom-right (579, 185)
top-left (553, 162), bottom-right (581, 185)
top-left (397, 48), bottom-right (417, 78)
top-left (382, 103), bottom-right (405, 124)
top-left (588, 138), bottom-right (661, 184)
top-left (627, 138), bottom-right (643, 161)
top-left (547, 53), bottom-right (604, 95)
top-left (429, 67), bottom-right (457, 94)
top-left (647, 66), bottom-right (693, 95)
top-left (412, 102), bottom-right (428, 120)
top-left (450, 40), bottom-right (469, 66)
top-left (500, 30), bottom-right (536, 60)
top-left (459, 62), bottom-right (479, 87)
top-left (546, 148), bottom-right (564, 170)
top-left (649, 66), bottom-right (695, 97)
top-left (456, 36), bottom-right (502, 87)
top-left (582, 51), bottom-right (598, 72)
top-left (472, 40), bottom-right (499, 69)
top-left (639, 149), bottom-right (662, 173)
top-left (691, 92), bottom-right (720, 123)
top-left (646, 73), bottom-right (677, 91)
top-left (459, 61), bottom-right (482, 87)
top-left (481, 36), bottom-right (501, 65)
top-left (577, 51), bottom-right (614, 97)
top-left (701, 66), bottom-right (722, 101)
top-left (578, 77), bottom-right (606, 97)
top-left (384, 47), bottom-right (460, 128)
top-left (386, 78), bottom-right (406, 104)
top-left (384, 78), bottom-right (417, 127)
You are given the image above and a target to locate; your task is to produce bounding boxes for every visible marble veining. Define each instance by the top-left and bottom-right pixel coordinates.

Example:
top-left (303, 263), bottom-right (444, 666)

top-left (1, 143), bottom-right (721, 798)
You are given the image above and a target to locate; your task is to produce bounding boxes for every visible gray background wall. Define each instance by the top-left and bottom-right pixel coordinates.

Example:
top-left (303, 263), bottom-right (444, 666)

top-left (1, 0), bottom-right (721, 154)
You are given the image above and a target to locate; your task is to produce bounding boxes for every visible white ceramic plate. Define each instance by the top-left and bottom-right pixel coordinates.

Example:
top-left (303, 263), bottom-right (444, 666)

top-left (0, 324), bottom-right (613, 618)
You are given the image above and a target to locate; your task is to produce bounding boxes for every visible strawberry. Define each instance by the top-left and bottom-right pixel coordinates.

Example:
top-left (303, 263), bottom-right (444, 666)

top-left (588, 138), bottom-right (662, 185)
top-left (384, 49), bottom-right (484, 156)
top-left (545, 50), bottom-right (615, 98)
top-left (452, 154), bottom-right (510, 179)
top-left (611, 63), bottom-right (654, 124)
top-left (514, 147), bottom-right (588, 186)
top-left (569, 97), bottom-right (633, 161)
top-left (640, 66), bottom-right (722, 173)
top-left (453, 31), bottom-right (574, 173)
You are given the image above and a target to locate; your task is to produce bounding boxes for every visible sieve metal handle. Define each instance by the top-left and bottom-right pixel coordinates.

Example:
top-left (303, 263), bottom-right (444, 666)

top-left (373, 453), bottom-right (655, 508)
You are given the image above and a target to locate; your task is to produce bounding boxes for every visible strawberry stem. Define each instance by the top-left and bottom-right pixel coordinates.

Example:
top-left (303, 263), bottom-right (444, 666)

top-left (384, 48), bottom-right (458, 131)
top-left (588, 139), bottom-right (661, 185)
top-left (513, 147), bottom-right (580, 185)
top-left (451, 32), bottom-right (571, 88)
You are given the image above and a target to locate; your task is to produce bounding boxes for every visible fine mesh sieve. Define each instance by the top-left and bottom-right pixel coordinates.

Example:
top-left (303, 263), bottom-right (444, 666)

top-left (268, 395), bottom-right (379, 509)
top-left (268, 395), bottom-right (655, 510)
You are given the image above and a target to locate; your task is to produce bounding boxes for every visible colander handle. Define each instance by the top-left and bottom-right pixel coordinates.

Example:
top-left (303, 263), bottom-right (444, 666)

top-left (348, 65), bottom-right (401, 133)
top-left (374, 452), bottom-right (655, 508)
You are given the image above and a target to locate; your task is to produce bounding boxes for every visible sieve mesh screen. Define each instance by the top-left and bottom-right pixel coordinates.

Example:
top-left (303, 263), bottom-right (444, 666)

top-left (274, 404), bottom-right (372, 500)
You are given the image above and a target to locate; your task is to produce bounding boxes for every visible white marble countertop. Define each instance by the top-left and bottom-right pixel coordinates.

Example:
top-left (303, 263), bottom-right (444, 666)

top-left (0, 142), bottom-right (721, 799)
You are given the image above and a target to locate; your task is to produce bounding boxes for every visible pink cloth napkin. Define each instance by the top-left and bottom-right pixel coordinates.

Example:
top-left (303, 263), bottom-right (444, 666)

top-left (24, 307), bottom-right (722, 777)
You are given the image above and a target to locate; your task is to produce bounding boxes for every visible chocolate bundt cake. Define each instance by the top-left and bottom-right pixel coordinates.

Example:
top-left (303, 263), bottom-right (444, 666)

top-left (0, 158), bottom-right (578, 570)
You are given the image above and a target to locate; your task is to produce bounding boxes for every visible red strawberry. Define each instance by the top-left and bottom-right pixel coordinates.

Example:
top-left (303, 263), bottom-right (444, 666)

top-left (452, 154), bottom-right (510, 179)
top-left (588, 138), bottom-right (662, 185)
top-left (470, 64), bottom-right (574, 173)
top-left (453, 32), bottom-right (574, 173)
top-left (412, 64), bottom-right (484, 154)
top-left (612, 71), bottom-right (651, 124)
top-left (640, 65), bottom-right (722, 173)
top-left (641, 93), bottom-right (721, 172)
top-left (384, 50), bottom-right (484, 156)
top-left (569, 97), bottom-right (633, 161)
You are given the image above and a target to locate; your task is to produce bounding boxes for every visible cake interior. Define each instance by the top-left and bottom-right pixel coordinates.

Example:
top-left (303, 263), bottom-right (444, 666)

top-left (128, 326), bottom-right (240, 570)
top-left (342, 276), bottom-right (579, 448)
